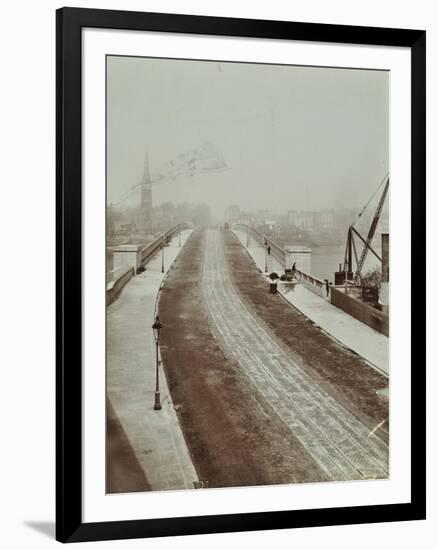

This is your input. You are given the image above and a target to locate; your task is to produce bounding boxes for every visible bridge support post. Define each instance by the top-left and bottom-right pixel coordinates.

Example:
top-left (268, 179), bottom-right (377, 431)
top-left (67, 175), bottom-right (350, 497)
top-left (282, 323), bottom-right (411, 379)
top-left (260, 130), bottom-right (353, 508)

top-left (112, 244), bottom-right (143, 275)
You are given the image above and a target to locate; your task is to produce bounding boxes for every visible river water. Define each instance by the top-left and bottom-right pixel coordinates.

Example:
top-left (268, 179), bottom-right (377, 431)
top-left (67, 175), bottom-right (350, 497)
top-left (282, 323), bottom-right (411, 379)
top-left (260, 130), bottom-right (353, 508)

top-left (309, 244), bottom-right (381, 282)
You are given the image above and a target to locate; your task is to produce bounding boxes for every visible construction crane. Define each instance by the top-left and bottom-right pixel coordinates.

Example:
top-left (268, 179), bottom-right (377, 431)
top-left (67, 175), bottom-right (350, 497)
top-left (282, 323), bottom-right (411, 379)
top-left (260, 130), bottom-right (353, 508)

top-left (340, 174), bottom-right (389, 285)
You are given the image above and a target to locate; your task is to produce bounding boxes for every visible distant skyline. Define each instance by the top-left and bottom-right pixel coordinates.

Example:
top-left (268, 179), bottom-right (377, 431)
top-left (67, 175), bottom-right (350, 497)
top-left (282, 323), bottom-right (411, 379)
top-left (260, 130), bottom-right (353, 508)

top-left (107, 56), bottom-right (389, 222)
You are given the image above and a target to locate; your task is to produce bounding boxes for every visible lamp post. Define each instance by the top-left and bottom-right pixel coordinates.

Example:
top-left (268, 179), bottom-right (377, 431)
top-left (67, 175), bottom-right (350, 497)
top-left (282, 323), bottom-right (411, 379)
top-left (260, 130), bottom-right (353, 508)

top-left (179, 231), bottom-right (181, 247)
top-left (152, 315), bottom-right (162, 411)
top-left (161, 242), bottom-right (165, 273)
top-left (264, 239), bottom-right (268, 273)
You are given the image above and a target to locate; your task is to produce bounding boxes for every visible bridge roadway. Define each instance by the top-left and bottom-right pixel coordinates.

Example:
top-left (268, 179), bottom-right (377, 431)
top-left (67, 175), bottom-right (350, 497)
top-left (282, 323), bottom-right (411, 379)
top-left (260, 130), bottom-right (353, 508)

top-left (202, 229), bottom-right (388, 480)
top-left (232, 228), bottom-right (389, 375)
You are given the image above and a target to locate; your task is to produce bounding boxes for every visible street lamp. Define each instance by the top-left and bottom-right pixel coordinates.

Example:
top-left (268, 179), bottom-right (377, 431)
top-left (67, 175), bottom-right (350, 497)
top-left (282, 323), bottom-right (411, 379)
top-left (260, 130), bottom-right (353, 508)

top-left (161, 242), bottom-right (165, 273)
top-left (264, 239), bottom-right (268, 273)
top-left (152, 315), bottom-right (162, 411)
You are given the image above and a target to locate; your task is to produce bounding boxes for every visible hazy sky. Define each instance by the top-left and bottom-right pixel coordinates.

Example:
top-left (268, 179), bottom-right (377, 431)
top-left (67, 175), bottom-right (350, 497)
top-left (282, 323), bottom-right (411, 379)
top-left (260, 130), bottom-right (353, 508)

top-left (107, 56), bottom-right (389, 220)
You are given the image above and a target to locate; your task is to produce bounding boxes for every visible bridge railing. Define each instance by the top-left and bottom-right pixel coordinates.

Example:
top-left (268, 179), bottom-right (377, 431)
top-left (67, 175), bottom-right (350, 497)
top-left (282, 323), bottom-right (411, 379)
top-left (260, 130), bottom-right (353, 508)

top-left (233, 225), bottom-right (388, 333)
top-left (330, 286), bottom-right (389, 336)
top-left (107, 223), bottom-right (192, 305)
top-left (297, 270), bottom-right (329, 297)
top-left (106, 265), bottom-right (135, 306)
top-left (233, 223), bottom-right (328, 298)
top-left (235, 224), bottom-right (286, 265)
top-left (139, 223), bottom-right (192, 269)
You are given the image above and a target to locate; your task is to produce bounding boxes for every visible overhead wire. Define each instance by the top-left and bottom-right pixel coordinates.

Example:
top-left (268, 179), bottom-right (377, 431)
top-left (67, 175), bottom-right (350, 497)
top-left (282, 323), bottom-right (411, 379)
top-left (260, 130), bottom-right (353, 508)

top-left (353, 172), bottom-right (389, 226)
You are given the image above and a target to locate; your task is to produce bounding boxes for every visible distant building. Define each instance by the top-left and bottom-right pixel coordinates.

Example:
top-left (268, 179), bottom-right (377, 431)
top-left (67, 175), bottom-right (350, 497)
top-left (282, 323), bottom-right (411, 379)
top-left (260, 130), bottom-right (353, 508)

top-left (225, 204), bottom-right (240, 224)
top-left (251, 208), bottom-right (274, 226)
top-left (315, 209), bottom-right (335, 229)
top-left (288, 209), bottom-right (335, 231)
top-left (288, 210), bottom-right (314, 230)
top-left (288, 210), bottom-right (299, 227)
top-left (114, 221), bottom-right (136, 235)
top-left (239, 210), bottom-right (251, 224)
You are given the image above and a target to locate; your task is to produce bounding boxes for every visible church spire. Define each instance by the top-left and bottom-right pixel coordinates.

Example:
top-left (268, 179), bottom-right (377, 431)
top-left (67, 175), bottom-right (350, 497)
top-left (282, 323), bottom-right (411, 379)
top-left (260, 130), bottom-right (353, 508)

top-left (141, 151), bottom-right (152, 210)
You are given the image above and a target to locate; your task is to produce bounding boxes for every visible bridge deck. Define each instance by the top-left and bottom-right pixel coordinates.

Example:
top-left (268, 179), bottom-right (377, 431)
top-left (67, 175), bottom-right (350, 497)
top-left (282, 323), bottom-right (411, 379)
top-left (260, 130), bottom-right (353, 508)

top-left (106, 229), bottom-right (198, 492)
top-left (233, 229), bottom-right (389, 375)
top-left (204, 230), bottom-right (388, 481)
top-left (107, 227), bottom-right (389, 490)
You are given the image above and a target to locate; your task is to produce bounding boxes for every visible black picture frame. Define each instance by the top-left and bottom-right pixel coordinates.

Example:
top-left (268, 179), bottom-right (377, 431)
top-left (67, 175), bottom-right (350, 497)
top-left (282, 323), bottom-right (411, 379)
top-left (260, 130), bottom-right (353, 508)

top-left (56, 7), bottom-right (426, 543)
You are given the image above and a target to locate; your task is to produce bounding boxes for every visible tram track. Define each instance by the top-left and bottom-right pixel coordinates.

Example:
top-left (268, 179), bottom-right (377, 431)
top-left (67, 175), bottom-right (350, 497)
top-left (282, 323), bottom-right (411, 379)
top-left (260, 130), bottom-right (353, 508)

top-left (202, 229), bottom-right (388, 481)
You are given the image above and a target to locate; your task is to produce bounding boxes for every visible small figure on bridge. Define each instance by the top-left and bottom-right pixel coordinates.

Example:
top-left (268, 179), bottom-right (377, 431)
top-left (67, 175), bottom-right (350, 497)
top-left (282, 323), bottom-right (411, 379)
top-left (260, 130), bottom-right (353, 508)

top-left (291, 262), bottom-right (296, 279)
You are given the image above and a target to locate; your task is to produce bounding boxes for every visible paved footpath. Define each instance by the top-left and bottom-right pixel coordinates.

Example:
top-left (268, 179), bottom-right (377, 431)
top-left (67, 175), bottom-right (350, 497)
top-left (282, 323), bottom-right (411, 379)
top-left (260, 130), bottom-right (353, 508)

top-left (232, 229), bottom-right (389, 376)
top-left (107, 230), bottom-right (199, 491)
top-left (203, 230), bottom-right (388, 480)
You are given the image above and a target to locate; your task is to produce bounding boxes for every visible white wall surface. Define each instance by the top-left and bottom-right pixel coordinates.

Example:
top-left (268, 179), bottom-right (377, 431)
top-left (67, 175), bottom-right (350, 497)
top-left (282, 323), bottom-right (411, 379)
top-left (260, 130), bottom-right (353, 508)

top-left (0, 0), bottom-right (434, 548)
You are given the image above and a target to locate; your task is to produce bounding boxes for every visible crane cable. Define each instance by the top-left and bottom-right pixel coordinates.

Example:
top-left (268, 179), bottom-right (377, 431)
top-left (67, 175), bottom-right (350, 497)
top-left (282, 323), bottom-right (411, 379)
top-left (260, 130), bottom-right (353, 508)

top-left (353, 172), bottom-right (389, 225)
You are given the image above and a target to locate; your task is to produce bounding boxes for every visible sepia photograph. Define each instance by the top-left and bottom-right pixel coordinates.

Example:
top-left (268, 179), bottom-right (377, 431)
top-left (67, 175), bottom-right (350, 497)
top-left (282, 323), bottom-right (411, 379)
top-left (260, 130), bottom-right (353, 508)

top-left (105, 55), bottom-right (390, 494)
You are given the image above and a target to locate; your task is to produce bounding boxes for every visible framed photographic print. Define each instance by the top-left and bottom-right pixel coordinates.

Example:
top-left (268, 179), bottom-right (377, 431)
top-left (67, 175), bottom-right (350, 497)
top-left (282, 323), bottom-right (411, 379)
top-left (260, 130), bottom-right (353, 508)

top-left (56, 7), bottom-right (426, 543)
